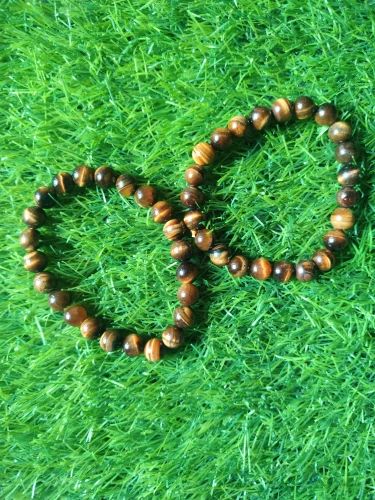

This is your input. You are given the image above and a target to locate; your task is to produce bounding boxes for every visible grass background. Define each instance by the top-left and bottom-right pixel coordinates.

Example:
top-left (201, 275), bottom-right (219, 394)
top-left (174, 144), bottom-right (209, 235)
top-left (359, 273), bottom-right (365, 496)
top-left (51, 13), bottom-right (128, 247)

top-left (1, 0), bottom-right (374, 498)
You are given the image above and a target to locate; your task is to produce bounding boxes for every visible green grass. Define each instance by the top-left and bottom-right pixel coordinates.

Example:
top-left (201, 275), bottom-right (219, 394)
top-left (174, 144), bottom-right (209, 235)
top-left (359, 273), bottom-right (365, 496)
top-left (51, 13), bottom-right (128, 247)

top-left (1, 1), bottom-right (375, 498)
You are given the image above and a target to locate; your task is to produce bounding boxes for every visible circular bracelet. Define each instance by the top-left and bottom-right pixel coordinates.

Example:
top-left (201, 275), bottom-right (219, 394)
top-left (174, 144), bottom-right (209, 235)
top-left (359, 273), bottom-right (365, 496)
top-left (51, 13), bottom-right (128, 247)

top-left (179, 96), bottom-right (361, 282)
top-left (20, 165), bottom-right (200, 362)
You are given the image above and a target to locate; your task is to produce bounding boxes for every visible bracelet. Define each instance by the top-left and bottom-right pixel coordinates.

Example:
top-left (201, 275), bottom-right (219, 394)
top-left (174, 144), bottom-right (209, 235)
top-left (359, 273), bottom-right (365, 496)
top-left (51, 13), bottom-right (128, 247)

top-left (20, 165), bottom-right (200, 362)
top-left (179, 96), bottom-right (360, 282)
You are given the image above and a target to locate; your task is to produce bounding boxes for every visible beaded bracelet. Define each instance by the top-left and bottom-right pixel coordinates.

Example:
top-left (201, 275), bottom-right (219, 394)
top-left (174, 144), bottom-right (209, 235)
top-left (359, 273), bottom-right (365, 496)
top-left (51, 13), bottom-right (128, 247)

top-left (179, 97), bottom-right (360, 282)
top-left (20, 165), bottom-right (200, 362)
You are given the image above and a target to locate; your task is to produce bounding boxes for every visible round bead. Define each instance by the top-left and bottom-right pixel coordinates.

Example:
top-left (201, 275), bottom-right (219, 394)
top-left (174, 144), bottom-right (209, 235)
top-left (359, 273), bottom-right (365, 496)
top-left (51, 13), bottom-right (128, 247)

top-left (163, 219), bottom-right (185, 240)
top-left (48, 290), bottom-right (71, 311)
top-left (20, 228), bottom-right (40, 251)
top-left (177, 283), bottom-right (199, 306)
top-left (336, 187), bottom-right (358, 208)
top-left (80, 317), bottom-right (104, 339)
top-left (295, 260), bottom-right (316, 281)
top-left (210, 128), bottom-right (233, 151)
top-left (294, 96), bottom-right (315, 120)
top-left (144, 338), bottom-right (162, 362)
top-left (52, 172), bottom-right (75, 194)
top-left (227, 115), bottom-right (248, 138)
top-left (24, 251), bottom-right (47, 272)
top-left (64, 305), bottom-right (88, 327)
top-left (273, 261), bottom-right (294, 282)
top-left (330, 207), bottom-right (355, 230)
top-left (151, 200), bottom-right (173, 223)
top-left (335, 142), bottom-right (357, 164)
top-left (312, 248), bottom-right (335, 272)
top-left (184, 166), bottom-right (204, 186)
top-left (323, 229), bottom-right (348, 251)
top-left (194, 228), bottom-right (214, 251)
top-left (123, 333), bottom-right (143, 356)
top-left (272, 98), bottom-right (293, 123)
top-left (162, 326), bottom-right (183, 349)
top-left (116, 174), bottom-right (136, 197)
top-left (227, 255), bottom-right (249, 278)
top-left (174, 306), bottom-right (194, 329)
top-left (209, 244), bottom-right (230, 267)
top-left (22, 206), bottom-right (46, 228)
top-left (95, 165), bottom-right (116, 188)
top-left (176, 262), bottom-right (199, 283)
top-left (100, 329), bottom-right (121, 353)
top-left (183, 210), bottom-right (204, 230)
top-left (33, 272), bottom-right (56, 293)
top-left (250, 106), bottom-right (272, 130)
top-left (134, 185), bottom-right (156, 208)
top-left (72, 165), bottom-right (95, 187)
top-left (328, 121), bottom-right (352, 143)
top-left (337, 166), bottom-right (360, 187)
top-left (250, 257), bottom-right (272, 280)
top-left (315, 103), bottom-right (337, 126)
top-left (192, 142), bottom-right (215, 166)
top-left (170, 240), bottom-right (192, 261)
top-left (35, 186), bottom-right (55, 208)
top-left (180, 187), bottom-right (204, 208)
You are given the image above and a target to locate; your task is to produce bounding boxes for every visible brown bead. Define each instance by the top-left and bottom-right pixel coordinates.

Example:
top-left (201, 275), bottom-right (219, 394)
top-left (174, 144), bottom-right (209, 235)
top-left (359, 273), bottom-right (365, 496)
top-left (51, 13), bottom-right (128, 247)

top-left (250, 106), bottom-right (272, 131)
top-left (174, 306), bottom-right (194, 329)
top-left (100, 329), bottom-right (121, 353)
top-left (192, 142), bottom-right (215, 166)
top-left (52, 172), bottom-right (75, 194)
top-left (323, 229), bottom-right (348, 251)
top-left (250, 257), bottom-right (272, 280)
top-left (312, 248), bottom-right (335, 272)
top-left (176, 262), bottom-right (199, 283)
top-left (210, 127), bottom-right (233, 151)
top-left (163, 219), bottom-right (185, 240)
top-left (151, 200), bottom-right (173, 223)
top-left (330, 207), bottom-right (355, 230)
top-left (209, 244), bottom-right (230, 267)
top-left (22, 206), bottom-right (47, 228)
top-left (273, 261), bottom-right (294, 282)
top-left (294, 96), bottom-right (315, 120)
top-left (134, 185), bottom-right (156, 208)
top-left (227, 115), bottom-right (248, 138)
top-left (72, 164), bottom-right (95, 187)
top-left (194, 228), bottom-right (214, 251)
top-left (185, 166), bottom-right (204, 186)
top-left (315, 103), bottom-right (337, 126)
top-left (20, 228), bottom-right (40, 251)
top-left (295, 260), bottom-right (316, 281)
top-left (335, 142), bottom-right (357, 164)
top-left (80, 317), bottom-right (104, 339)
top-left (116, 174), bottom-right (136, 197)
top-left (123, 333), bottom-right (143, 356)
top-left (48, 290), bottom-right (71, 311)
top-left (144, 338), bottom-right (162, 362)
top-left (95, 165), bottom-right (116, 188)
top-left (177, 283), bottom-right (199, 306)
top-left (35, 186), bottom-right (56, 208)
top-left (337, 166), bottom-right (360, 186)
top-left (336, 187), bottom-right (359, 208)
top-left (227, 255), bottom-right (249, 278)
top-left (64, 304), bottom-right (88, 327)
top-left (183, 210), bottom-right (204, 231)
top-left (33, 272), bottom-right (56, 293)
top-left (328, 121), bottom-right (352, 143)
top-left (24, 251), bottom-right (47, 272)
top-left (170, 240), bottom-right (192, 261)
top-left (272, 98), bottom-right (293, 123)
top-left (162, 326), bottom-right (183, 349)
top-left (180, 187), bottom-right (204, 208)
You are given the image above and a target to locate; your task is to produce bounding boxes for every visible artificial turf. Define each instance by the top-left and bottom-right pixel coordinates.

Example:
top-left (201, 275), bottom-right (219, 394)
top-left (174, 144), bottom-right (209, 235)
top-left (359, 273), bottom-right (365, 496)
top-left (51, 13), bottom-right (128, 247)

top-left (1, 1), bottom-right (374, 498)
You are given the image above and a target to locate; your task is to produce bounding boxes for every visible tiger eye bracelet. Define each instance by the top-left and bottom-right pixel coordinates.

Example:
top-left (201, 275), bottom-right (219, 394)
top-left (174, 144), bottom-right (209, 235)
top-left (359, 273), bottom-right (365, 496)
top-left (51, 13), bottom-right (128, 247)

top-left (179, 97), bottom-right (361, 282)
top-left (20, 165), bottom-right (200, 362)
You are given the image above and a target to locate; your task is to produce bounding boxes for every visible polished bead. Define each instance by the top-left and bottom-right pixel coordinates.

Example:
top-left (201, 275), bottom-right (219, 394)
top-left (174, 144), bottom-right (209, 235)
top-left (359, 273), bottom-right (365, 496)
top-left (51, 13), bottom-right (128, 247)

top-left (272, 98), bottom-right (293, 123)
top-left (328, 121), bottom-right (352, 143)
top-left (295, 260), bottom-right (316, 281)
top-left (123, 333), bottom-right (143, 356)
top-left (176, 262), bottom-right (199, 283)
top-left (294, 96), bottom-right (315, 120)
top-left (330, 207), bottom-right (355, 230)
top-left (227, 255), bottom-right (249, 278)
top-left (335, 142), bottom-right (357, 164)
top-left (184, 166), bottom-right (204, 186)
top-left (337, 166), bottom-right (360, 186)
top-left (174, 306), bottom-right (194, 328)
top-left (170, 240), bottom-right (192, 260)
top-left (312, 248), bottom-right (335, 272)
top-left (192, 142), bottom-right (215, 166)
top-left (134, 185), bottom-right (156, 207)
top-left (20, 228), bottom-right (40, 251)
top-left (273, 261), bottom-right (294, 282)
top-left (144, 338), bottom-right (162, 361)
top-left (24, 251), bottom-right (47, 272)
top-left (80, 317), bottom-right (104, 339)
top-left (22, 206), bottom-right (47, 228)
top-left (183, 210), bottom-right (204, 230)
top-left (162, 326), bottom-right (183, 349)
top-left (163, 219), bottom-right (185, 240)
top-left (194, 228), bottom-right (214, 251)
top-left (227, 115), bottom-right (248, 138)
top-left (64, 304), bottom-right (88, 327)
top-left (250, 106), bottom-right (272, 130)
top-left (95, 165), bottom-right (116, 188)
top-left (151, 200), bottom-right (173, 223)
top-left (116, 174), bottom-right (136, 197)
top-left (100, 329), bottom-right (121, 353)
top-left (177, 283), bottom-right (199, 306)
top-left (209, 244), bottom-right (230, 267)
top-left (48, 290), bottom-right (71, 311)
top-left (72, 164), bottom-right (95, 187)
top-left (180, 187), bottom-right (204, 208)
top-left (210, 127), bottom-right (233, 151)
top-left (336, 187), bottom-right (359, 207)
top-left (52, 172), bottom-right (75, 194)
top-left (33, 272), bottom-right (56, 293)
top-left (250, 257), bottom-right (272, 280)
top-left (35, 186), bottom-right (56, 208)
top-left (323, 229), bottom-right (348, 251)
top-left (315, 103), bottom-right (337, 126)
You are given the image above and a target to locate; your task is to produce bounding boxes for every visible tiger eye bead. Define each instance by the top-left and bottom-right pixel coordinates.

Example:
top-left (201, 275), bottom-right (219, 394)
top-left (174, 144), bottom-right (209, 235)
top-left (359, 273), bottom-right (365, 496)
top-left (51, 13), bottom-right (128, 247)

top-left (95, 165), bottom-right (116, 188)
top-left (176, 262), bottom-right (199, 283)
top-left (330, 207), bottom-right (355, 230)
top-left (210, 127), bottom-right (233, 151)
top-left (315, 103), bottom-right (337, 126)
top-left (151, 200), bottom-right (173, 223)
top-left (116, 174), bottom-right (136, 197)
top-left (180, 187), bottom-right (204, 208)
top-left (227, 115), bottom-right (248, 138)
top-left (328, 121), bottom-right (352, 143)
top-left (52, 172), bottom-right (75, 194)
top-left (295, 260), bottom-right (316, 282)
top-left (194, 228), bottom-right (214, 251)
top-left (227, 255), bottom-right (249, 278)
top-left (183, 210), bottom-right (204, 231)
top-left (163, 219), bottom-right (185, 240)
top-left (273, 261), bottom-right (294, 282)
top-left (134, 185), bottom-right (156, 208)
top-left (312, 248), bottom-right (335, 272)
top-left (24, 251), bottom-right (47, 272)
top-left (64, 304), bottom-right (88, 327)
top-left (123, 333), bottom-right (143, 356)
top-left (72, 164), bottom-right (95, 187)
top-left (336, 187), bottom-right (359, 207)
top-left (209, 244), bottom-right (230, 267)
top-left (100, 329), bottom-right (121, 353)
top-left (22, 206), bottom-right (47, 228)
top-left (185, 166), bottom-right (204, 186)
top-left (170, 240), bottom-right (192, 260)
top-left (250, 106), bottom-right (272, 131)
top-left (294, 96), bottom-right (315, 120)
top-left (162, 326), bottom-right (184, 349)
top-left (80, 317), bottom-right (104, 339)
top-left (323, 229), bottom-right (348, 251)
top-left (144, 338), bottom-right (162, 362)
top-left (34, 186), bottom-right (56, 208)
top-left (337, 166), bottom-right (360, 187)
top-left (174, 306), bottom-right (194, 329)
top-left (336, 142), bottom-right (358, 164)
top-left (33, 272), bottom-right (56, 293)
top-left (20, 228), bottom-right (40, 251)
top-left (192, 142), bottom-right (215, 166)
top-left (177, 283), bottom-right (199, 306)
top-left (272, 98), bottom-right (293, 123)
top-left (250, 257), bottom-right (272, 280)
top-left (48, 290), bottom-right (71, 311)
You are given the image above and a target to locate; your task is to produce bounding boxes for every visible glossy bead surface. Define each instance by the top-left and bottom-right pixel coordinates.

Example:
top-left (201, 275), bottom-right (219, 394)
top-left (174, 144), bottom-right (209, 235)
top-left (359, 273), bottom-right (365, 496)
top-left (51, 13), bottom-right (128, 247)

top-left (194, 228), bottom-right (214, 251)
top-left (294, 96), bottom-right (315, 120)
top-left (151, 200), bottom-right (173, 223)
top-left (116, 174), bottom-right (136, 197)
top-left (295, 260), bottom-right (316, 282)
top-left (80, 317), bottom-right (104, 339)
top-left (210, 127), bottom-right (233, 151)
top-left (22, 206), bottom-right (46, 228)
top-left (33, 272), bottom-right (56, 293)
top-left (163, 219), bottom-right (185, 240)
top-left (227, 255), bottom-right (249, 278)
top-left (134, 185), bottom-right (156, 208)
top-left (72, 165), bottom-right (95, 187)
top-left (180, 187), bottom-right (204, 208)
top-left (183, 210), bottom-right (204, 231)
top-left (209, 244), bottom-right (230, 267)
top-left (64, 305), bottom-right (88, 327)
top-left (123, 333), bottom-right (143, 356)
top-left (170, 240), bottom-right (192, 261)
top-left (273, 261), bottom-right (294, 282)
top-left (176, 262), bottom-right (199, 283)
top-left (323, 229), bottom-right (348, 251)
top-left (177, 283), bottom-right (199, 306)
top-left (336, 187), bottom-right (358, 208)
top-left (272, 98), bottom-right (293, 123)
top-left (250, 106), bottom-right (272, 130)
top-left (312, 248), bottom-right (335, 272)
top-left (250, 257), bottom-right (272, 280)
top-left (337, 166), bottom-right (360, 186)
top-left (185, 166), bottom-right (204, 186)
top-left (174, 306), bottom-right (194, 329)
top-left (20, 228), bottom-right (40, 251)
top-left (95, 165), bottom-right (116, 188)
top-left (192, 142), bottom-right (215, 166)
top-left (330, 207), bottom-right (355, 230)
top-left (227, 115), bottom-right (248, 138)
top-left (100, 329), bottom-right (121, 353)
top-left (162, 326), bottom-right (183, 349)
top-left (328, 121), bottom-right (352, 143)
top-left (24, 251), bottom-right (47, 272)
top-left (315, 103), bottom-right (337, 126)
top-left (48, 290), bottom-right (71, 311)
top-left (52, 172), bottom-right (75, 194)
top-left (144, 338), bottom-right (162, 362)
top-left (35, 186), bottom-right (55, 208)
top-left (335, 142), bottom-right (357, 164)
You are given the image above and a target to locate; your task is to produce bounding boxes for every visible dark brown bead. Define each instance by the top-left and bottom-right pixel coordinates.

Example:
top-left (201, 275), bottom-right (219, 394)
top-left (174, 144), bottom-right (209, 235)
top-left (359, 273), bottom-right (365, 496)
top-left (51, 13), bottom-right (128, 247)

top-left (250, 106), bottom-right (272, 130)
top-left (80, 317), bottom-right (104, 339)
top-left (180, 187), bottom-right (204, 208)
top-left (33, 272), bottom-right (56, 293)
top-left (183, 210), bottom-right (204, 230)
top-left (336, 187), bottom-right (359, 208)
top-left (294, 96), bottom-right (315, 120)
top-left (194, 228), bottom-right (214, 251)
top-left (116, 174), bottom-right (136, 197)
top-left (64, 304), bottom-right (88, 327)
top-left (250, 257), bottom-right (272, 280)
top-left (323, 229), bottom-right (348, 251)
top-left (335, 142), bottom-right (358, 164)
top-left (210, 127), bottom-right (233, 151)
top-left (295, 260), bottom-right (316, 281)
top-left (48, 290), bottom-right (71, 311)
top-left (273, 261), bottom-right (294, 282)
top-left (315, 103), bottom-right (337, 126)
top-left (209, 244), bottom-right (230, 267)
top-left (144, 338), bottom-right (162, 361)
top-left (162, 326), bottom-right (183, 349)
top-left (123, 333), bottom-right (143, 356)
top-left (176, 262), bottom-right (199, 283)
top-left (227, 115), bottom-right (248, 138)
top-left (35, 186), bottom-right (56, 208)
top-left (163, 219), bottom-right (185, 240)
top-left (72, 164), bottom-right (95, 187)
top-left (312, 248), bottom-right (335, 272)
top-left (20, 228), bottom-right (40, 251)
top-left (177, 283), bottom-right (199, 306)
top-left (151, 200), bottom-right (173, 223)
top-left (192, 142), bottom-right (215, 166)
top-left (170, 240), bottom-right (192, 260)
top-left (100, 329), bottom-right (121, 353)
top-left (227, 255), bottom-right (249, 278)
top-left (24, 251), bottom-right (47, 272)
top-left (337, 166), bottom-right (360, 187)
top-left (95, 165), bottom-right (117, 188)
top-left (330, 207), bottom-right (355, 230)
top-left (22, 206), bottom-right (47, 228)
top-left (185, 166), bottom-right (204, 186)
top-left (328, 121), bottom-right (352, 143)
top-left (272, 98), bottom-right (293, 123)
top-left (174, 306), bottom-right (194, 329)
top-left (52, 172), bottom-right (75, 194)
top-left (134, 185), bottom-right (156, 208)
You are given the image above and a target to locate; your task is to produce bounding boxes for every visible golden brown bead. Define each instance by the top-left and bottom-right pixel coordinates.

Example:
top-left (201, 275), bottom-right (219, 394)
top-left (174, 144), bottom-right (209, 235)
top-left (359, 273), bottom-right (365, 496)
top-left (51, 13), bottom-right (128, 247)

top-left (323, 229), bottom-right (348, 251)
top-left (116, 174), bottom-right (136, 197)
top-left (163, 219), bottom-right (185, 240)
top-left (295, 260), bottom-right (316, 281)
top-left (48, 290), bottom-right (71, 311)
top-left (170, 240), bottom-right (192, 261)
top-left (176, 262), bottom-right (199, 283)
top-left (33, 272), bottom-right (56, 293)
top-left (312, 248), bottom-right (335, 272)
top-left (151, 200), bottom-right (173, 223)
top-left (180, 187), bottom-right (204, 208)
top-left (177, 283), bottom-right (199, 306)
top-left (95, 165), bottom-right (117, 188)
top-left (80, 317), bottom-right (104, 339)
top-left (123, 333), bottom-right (143, 356)
top-left (209, 244), bottom-right (230, 267)
top-left (315, 103), bottom-right (337, 126)
top-left (227, 115), bottom-right (248, 138)
top-left (52, 172), bottom-right (75, 194)
top-left (336, 187), bottom-right (359, 208)
top-left (250, 106), bottom-right (272, 130)
top-left (335, 142), bottom-right (358, 164)
top-left (20, 228), bottom-right (40, 251)
top-left (144, 338), bottom-right (162, 361)
top-left (24, 251), bottom-right (47, 273)
top-left (174, 306), bottom-right (194, 329)
top-left (100, 329), bottom-right (121, 353)
top-left (328, 121), bottom-right (352, 143)
top-left (250, 257), bottom-right (272, 280)
top-left (22, 206), bottom-right (47, 228)
top-left (210, 127), bottom-right (233, 151)
top-left (337, 166), bottom-right (360, 186)
top-left (64, 304), bottom-right (88, 327)
top-left (330, 207), bottom-right (355, 230)
top-left (185, 166), bottom-right (204, 186)
top-left (272, 98), bottom-right (293, 123)
top-left (194, 228), bottom-right (214, 251)
top-left (273, 261), bottom-right (294, 282)
top-left (134, 185), bottom-right (156, 208)
top-left (183, 210), bottom-right (204, 231)
top-left (72, 164), bottom-right (95, 187)
top-left (35, 186), bottom-right (55, 208)
top-left (162, 326), bottom-right (184, 349)
top-left (227, 255), bottom-right (249, 278)
top-left (192, 142), bottom-right (215, 166)
top-left (294, 96), bottom-right (315, 120)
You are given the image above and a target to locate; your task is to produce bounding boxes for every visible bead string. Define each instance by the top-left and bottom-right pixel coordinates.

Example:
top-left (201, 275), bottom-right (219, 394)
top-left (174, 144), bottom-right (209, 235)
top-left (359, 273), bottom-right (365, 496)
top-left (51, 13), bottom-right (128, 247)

top-left (20, 165), bottom-right (200, 362)
top-left (179, 97), bottom-right (360, 282)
